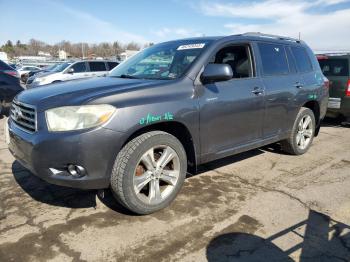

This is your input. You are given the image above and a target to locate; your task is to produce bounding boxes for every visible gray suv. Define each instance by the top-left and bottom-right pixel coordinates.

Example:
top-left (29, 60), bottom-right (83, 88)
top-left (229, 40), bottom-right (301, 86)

top-left (7, 33), bottom-right (329, 214)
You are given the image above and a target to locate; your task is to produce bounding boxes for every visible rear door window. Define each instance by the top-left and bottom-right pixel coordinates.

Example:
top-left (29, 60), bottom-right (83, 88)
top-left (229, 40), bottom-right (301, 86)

top-left (291, 47), bottom-right (313, 73)
top-left (318, 58), bottom-right (349, 76)
top-left (71, 62), bottom-right (87, 73)
top-left (89, 62), bottom-right (107, 72)
top-left (258, 43), bottom-right (289, 75)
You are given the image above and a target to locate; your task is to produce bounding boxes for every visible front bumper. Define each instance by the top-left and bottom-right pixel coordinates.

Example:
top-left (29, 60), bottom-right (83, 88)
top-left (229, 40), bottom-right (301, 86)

top-left (7, 118), bottom-right (125, 189)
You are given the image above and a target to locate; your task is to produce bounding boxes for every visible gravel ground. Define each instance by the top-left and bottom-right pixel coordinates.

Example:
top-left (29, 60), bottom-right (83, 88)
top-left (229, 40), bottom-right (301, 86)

top-left (0, 116), bottom-right (349, 262)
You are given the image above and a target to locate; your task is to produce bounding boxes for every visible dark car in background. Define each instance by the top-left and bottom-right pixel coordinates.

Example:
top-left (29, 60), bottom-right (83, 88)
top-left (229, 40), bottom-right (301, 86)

top-left (7, 33), bottom-right (328, 214)
top-left (0, 60), bottom-right (24, 116)
top-left (317, 54), bottom-right (350, 124)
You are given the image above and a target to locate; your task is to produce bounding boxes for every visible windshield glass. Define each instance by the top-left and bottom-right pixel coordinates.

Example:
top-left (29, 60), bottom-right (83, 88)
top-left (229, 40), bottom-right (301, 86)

top-left (52, 62), bottom-right (71, 72)
top-left (109, 40), bottom-right (213, 80)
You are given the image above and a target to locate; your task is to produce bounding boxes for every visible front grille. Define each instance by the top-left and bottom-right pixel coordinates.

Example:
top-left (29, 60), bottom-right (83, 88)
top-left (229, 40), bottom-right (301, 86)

top-left (10, 100), bottom-right (37, 133)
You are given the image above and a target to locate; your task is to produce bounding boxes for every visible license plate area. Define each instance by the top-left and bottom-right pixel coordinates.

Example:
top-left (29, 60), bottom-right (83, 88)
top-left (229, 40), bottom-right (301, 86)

top-left (328, 97), bottom-right (341, 109)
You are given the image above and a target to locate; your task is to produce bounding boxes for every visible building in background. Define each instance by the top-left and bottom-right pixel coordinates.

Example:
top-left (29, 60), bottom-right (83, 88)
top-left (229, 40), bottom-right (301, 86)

top-left (58, 50), bottom-right (70, 60)
top-left (120, 50), bottom-right (139, 61)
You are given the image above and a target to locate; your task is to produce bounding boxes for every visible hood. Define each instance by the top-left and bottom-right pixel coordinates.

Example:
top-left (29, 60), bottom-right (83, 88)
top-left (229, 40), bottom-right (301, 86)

top-left (17, 77), bottom-right (166, 112)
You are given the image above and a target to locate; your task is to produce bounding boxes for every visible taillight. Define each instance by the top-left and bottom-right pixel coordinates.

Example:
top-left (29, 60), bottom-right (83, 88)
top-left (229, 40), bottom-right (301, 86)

top-left (3, 70), bottom-right (18, 77)
top-left (346, 80), bottom-right (350, 97)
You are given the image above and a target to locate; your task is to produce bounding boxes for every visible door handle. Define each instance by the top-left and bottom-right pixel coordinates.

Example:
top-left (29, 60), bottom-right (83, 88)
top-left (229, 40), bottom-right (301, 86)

top-left (295, 82), bottom-right (303, 89)
top-left (252, 87), bottom-right (264, 95)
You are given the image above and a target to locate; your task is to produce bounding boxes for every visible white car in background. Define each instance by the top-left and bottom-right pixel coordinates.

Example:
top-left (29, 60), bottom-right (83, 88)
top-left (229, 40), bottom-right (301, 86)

top-left (27, 60), bottom-right (119, 88)
top-left (17, 65), bottom-right (41, 77)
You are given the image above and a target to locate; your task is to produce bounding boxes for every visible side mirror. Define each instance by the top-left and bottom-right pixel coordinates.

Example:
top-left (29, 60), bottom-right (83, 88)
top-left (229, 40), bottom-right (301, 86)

top-left (201, 64), bottom-right (233, 84)
top-left (67, 68), bottom-right (74, 74)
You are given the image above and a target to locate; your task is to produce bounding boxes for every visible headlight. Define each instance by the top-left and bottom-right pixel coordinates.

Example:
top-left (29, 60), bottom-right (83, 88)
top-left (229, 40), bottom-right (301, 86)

top-left (46, 104), bottom-right (116, 132)
top-left (35, 77), bottom-right (46, 83)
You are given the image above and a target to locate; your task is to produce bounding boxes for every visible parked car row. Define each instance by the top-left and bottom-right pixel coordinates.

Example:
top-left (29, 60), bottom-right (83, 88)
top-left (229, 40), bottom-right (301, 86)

top-left (26, 60), bottom-right (118, 88)
top-left (0, 59), bottom-right (119, 116)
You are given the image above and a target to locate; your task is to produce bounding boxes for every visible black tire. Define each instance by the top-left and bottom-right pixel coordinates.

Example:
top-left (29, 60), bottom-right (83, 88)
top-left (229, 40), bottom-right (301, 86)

top-left (281, 107), bottom-right (316, 155)
top-left (110, 131), bottom-right (187, 215)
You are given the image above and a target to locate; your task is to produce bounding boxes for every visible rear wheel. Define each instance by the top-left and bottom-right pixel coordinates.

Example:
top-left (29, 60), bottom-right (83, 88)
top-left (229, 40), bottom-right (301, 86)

top-left (110, 131), bottom-right (187, 214)
top-left (281, 107), bottom-right (315, 155)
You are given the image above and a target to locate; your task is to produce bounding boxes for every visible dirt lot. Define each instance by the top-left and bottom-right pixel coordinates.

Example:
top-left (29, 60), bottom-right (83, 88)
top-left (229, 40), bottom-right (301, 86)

top-left (0, 116), bottom-right (350, 262)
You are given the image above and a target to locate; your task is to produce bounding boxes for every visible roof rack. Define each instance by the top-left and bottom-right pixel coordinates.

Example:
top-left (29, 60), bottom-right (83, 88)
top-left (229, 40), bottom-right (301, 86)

top-left (240, 32), bottom-right (301, 43)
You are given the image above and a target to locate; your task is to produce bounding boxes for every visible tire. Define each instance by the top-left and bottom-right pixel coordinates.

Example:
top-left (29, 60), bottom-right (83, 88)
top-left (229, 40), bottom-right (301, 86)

top-left (110, 131), bottom-right (187, 215)
top-left (281, 107), bottom-right (316, 155)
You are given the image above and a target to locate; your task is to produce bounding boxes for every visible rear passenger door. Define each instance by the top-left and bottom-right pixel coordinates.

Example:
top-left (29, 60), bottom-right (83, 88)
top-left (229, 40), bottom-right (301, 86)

top-left (88, 61), bottom-right (108, 77)
top-left (256, 42), bottom-right (302, 138)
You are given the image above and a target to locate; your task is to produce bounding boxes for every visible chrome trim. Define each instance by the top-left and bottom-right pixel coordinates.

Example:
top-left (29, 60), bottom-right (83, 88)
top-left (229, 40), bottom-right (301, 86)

top-left (10, 100), bottom-right (37, 133)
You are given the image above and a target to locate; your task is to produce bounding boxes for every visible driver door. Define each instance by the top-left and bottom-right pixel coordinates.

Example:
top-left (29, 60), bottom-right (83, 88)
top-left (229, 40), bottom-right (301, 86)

top-left (199, 43), bottom-right (265, 160)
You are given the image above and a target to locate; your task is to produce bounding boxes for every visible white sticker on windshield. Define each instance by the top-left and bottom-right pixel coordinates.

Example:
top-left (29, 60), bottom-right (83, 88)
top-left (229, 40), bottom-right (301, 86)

top-left (177, 43), bottom-right (205, 50)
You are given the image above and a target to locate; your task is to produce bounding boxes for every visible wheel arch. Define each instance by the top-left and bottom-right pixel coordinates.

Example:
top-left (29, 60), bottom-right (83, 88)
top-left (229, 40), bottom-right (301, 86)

top-left (123, 121), bottom-right (197, 174)
top-left (302, 100), bottom-right (321, 136)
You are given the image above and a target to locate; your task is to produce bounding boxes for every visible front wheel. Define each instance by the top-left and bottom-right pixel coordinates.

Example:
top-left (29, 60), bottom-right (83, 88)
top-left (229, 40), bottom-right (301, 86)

top-left (281, 107), bottom-right (316, 155)
top-left (110, 131), bottom-right (187, 214)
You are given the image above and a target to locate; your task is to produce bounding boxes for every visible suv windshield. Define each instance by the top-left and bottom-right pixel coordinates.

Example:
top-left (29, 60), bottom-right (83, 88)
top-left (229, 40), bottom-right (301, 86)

top-left (109, 40), bottom-right (213, 80)
top-left (52, 62), bottom-right (71, 73)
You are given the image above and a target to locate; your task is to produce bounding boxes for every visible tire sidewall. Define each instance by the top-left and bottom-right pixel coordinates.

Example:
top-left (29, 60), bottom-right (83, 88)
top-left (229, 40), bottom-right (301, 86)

top-left (115, 133), bottom-right (187, 214)
top-left (291, 108), bottom-right (316, 155)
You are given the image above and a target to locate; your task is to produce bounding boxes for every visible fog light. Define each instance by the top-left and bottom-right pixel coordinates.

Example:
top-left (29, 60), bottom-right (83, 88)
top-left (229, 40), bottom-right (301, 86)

top-left (67, 164), bottom-right (86, 178)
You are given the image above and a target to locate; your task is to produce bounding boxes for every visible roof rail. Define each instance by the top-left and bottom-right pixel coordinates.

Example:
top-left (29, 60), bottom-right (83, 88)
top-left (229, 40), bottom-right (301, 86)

top-left (315, 52), bottom-right (350, 56)
top-left (241, 32), bottom-right (301, 43)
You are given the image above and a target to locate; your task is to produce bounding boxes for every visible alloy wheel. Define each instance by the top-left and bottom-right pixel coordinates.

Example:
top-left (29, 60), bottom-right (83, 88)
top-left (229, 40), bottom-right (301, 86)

top-left (296, 115), bottom-right (313, 150)
top-left (133, 145), bottom-right (180, 205)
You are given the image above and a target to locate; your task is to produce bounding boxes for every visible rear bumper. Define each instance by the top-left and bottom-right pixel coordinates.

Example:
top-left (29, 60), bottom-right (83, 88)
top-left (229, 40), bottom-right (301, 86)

top-left (8, 118), bottom-right (125, 189)
top-left (326, 97), bottom-right (350, 117)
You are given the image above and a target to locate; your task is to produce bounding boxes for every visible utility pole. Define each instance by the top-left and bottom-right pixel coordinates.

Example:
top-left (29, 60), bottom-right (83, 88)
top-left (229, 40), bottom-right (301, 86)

top-left (298, 32), bottom-right (301, 40)
top-left (82, 43), bottom-right (85, 59)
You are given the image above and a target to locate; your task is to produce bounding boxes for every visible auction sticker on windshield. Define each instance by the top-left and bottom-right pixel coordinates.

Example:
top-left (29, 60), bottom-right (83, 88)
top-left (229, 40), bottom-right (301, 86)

top-left (177, 43), bottom-right (205, 50)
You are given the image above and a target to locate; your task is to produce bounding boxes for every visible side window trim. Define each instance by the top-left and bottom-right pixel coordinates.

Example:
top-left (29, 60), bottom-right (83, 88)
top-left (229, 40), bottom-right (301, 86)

top-left (290, 46), bottom-right (313, 73)
top-left (209, 42), bottom-right (256, 79)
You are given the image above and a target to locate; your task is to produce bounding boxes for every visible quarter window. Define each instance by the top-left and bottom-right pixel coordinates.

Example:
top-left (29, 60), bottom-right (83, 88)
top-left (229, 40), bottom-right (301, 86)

top-left (258, 43), bottom-right (289, 75)
top-left (71, 62), bottom-right (87, 73)
top-left (291, 47), bottom-right (313, 73)
top-left (286, 47), bottom-right (297, 73)
top-left (89, 62), bottom-right (107, 72)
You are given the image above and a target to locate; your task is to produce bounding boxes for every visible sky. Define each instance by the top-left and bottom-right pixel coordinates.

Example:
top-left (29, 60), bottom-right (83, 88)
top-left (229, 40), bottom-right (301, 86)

top-left (1, 0), bottom-right (350, 51)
